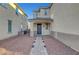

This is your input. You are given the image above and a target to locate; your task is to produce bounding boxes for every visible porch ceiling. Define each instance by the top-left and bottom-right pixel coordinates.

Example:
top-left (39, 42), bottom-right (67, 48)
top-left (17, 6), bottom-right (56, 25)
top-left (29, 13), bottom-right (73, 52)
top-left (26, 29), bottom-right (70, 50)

top-left (32, 18), bottom-right (53, 23)
top-left (33, 20), bottom-right (51, 23)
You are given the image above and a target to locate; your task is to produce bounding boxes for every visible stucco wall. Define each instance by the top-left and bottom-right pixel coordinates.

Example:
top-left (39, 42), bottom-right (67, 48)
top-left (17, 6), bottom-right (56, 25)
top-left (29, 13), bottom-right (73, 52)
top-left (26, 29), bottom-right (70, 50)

top-left (0, 4), bottom-right (27, 40)
top-left (50, 3), bottom-right (79, 52)
top-left (42, 23), bottom-right (50, 35)
top-left (51, 3), bottom-right (79, 34)
top-left (39, 8), bottom-right (50, 18)
top-left (30, 22), bottom-right (34, 37)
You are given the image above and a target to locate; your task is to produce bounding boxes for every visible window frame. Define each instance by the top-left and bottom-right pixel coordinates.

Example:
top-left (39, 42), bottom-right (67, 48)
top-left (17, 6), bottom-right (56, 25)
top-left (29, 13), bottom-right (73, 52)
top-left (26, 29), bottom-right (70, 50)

top-left (8, 20), bottom-right (12, 33)
top-left (44, 10), bottom-right (48, 15)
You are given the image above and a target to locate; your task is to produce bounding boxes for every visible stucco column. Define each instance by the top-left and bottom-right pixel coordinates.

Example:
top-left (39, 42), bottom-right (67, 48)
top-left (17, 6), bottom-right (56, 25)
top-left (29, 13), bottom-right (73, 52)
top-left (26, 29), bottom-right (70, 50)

top-left (30, 22), bottom-right (34, 37)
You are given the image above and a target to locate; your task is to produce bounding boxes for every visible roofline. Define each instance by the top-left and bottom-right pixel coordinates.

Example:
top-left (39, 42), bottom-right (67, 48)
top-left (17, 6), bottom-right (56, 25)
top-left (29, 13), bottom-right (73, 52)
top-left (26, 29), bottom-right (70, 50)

top-left (48, 3), bottom-right (53, 8)
top-left (40, 7), bottom-right (49, 9)
top-left (9, 3), bottom-right (28, 17)
top-left (14, 3), bottom-right (28, 17)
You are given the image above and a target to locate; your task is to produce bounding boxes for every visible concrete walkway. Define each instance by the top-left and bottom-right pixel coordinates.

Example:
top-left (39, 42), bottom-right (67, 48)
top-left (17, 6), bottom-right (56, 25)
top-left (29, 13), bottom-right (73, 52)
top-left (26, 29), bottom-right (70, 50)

top-left (30, 36), bottom-right (48, 55)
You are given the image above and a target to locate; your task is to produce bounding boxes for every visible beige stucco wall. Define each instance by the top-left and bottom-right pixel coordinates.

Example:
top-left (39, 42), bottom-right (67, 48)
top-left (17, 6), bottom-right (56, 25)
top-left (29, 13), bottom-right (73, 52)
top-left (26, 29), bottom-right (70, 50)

top-left (51, 3), bottom-right (79, 34)
top-left (42, 23), bottom-right (50, 35)
top-left (39, 8), bottom-right (50, 18)
top-left (0, 4), bottom-right (27, 40)
top-left (30, 22), bottom-right (34, 36)
top-left (50, 3), bottom-right (79, 52)
top-left (20, 15), bottom-right (27, 31)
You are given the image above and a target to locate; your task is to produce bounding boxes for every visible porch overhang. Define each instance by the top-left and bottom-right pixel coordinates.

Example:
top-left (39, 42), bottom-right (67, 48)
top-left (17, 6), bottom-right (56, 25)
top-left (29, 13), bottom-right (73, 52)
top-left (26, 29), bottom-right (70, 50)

top-left (31, 18), bottom-right (53, 23)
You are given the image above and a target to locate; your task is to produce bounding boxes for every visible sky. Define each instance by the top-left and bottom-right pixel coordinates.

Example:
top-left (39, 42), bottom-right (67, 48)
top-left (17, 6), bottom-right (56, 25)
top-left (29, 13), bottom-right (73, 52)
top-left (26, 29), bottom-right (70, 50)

top-left (18, 3), bottom-right (49, 19)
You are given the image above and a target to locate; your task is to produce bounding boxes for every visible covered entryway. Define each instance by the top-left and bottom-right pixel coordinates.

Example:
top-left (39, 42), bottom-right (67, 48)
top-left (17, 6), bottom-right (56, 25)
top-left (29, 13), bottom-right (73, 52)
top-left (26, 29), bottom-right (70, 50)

top-left (29, 18), bottom-right (53, 37)
top-left (33, 23), bottom-right (51, 36)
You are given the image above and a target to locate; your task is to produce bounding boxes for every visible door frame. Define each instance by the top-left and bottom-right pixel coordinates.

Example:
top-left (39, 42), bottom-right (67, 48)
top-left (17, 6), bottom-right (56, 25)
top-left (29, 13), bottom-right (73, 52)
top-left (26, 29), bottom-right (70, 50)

top-left (37, 23), bottom-right (42, 35)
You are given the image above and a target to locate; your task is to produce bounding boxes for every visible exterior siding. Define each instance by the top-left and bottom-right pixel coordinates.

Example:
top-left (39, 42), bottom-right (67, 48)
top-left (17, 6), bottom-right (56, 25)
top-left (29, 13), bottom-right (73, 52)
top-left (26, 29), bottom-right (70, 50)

top-left (51, 3), bottom-right (79, 34)
top-left (0, 4), bottom-right (27, 40)
top-left (50, 3), bottom-right (79, 52)
top-left (42, 23), bottom-right (50, 35)
top-left (39, 9), bottom-right (50, 18)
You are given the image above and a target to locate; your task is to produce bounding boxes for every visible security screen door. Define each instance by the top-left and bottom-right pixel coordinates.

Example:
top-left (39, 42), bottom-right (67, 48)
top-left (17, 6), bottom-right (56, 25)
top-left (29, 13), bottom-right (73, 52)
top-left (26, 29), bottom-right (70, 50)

top-left (37, 24), bottom-right (42, 34)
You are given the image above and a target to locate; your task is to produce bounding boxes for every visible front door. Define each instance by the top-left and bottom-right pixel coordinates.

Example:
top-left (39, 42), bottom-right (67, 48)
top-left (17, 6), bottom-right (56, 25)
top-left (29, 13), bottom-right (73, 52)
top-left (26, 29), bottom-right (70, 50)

top-left (37, 24), bottom-right (42, 34)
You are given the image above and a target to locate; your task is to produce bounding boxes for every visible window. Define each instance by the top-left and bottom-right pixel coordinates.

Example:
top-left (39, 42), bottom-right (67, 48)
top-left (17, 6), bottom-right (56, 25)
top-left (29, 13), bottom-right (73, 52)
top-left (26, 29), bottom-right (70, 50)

top-left (8, 20), bottom-right (12, 33)
top-left (44, 10), bottom-right (48, 15)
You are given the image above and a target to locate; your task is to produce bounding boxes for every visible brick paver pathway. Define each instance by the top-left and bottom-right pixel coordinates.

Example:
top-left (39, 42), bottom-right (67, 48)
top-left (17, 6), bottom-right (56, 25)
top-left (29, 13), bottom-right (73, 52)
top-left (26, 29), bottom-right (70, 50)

top-left (0, 35), bottom-right (35, 55)
top-left (0, 35), bottom-right (79, 55)
top-left (30, 36), bottom-right (48, 55)
top-left (43, 35), bottom-right (79, 55)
